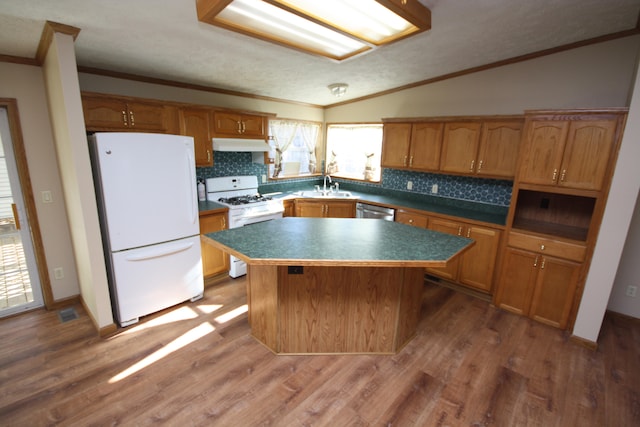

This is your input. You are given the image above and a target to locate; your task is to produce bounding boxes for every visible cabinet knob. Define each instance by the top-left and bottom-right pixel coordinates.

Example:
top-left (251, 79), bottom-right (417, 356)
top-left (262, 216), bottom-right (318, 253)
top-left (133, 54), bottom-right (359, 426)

top-left (457, 226), bottom-right (463, 236)
top-left (122, 110), bottom-right (128, 126)
top-left (540, 258), bottom-right (546, 269)
top-left (470, 159), bottom-right (475, 171)
top-left (403, 156), bottom-right (408, 167)
top-left (409, 156), bottom-right (414, 167)
top-left (533, 255), bottom-right (539, 267)
top-left (478, 160), bottom-right (483, 170)
top-left (552, 169), bottom-right (558, 182)
top-left (129, 111), bottom-right (135, 126)
top-left (409, 219), bottom-right (414, 224)
top-left (540, 244), bottom-right (545, 251)
top-left (560, 169), bottom-right (567, 182)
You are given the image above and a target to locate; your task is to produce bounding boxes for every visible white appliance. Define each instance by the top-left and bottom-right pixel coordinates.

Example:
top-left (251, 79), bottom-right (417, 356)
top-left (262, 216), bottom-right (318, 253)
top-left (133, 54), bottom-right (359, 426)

top-left (90, 132), bottom-right (204, 327)
top-left (206, 175), bottom-right (284, 278)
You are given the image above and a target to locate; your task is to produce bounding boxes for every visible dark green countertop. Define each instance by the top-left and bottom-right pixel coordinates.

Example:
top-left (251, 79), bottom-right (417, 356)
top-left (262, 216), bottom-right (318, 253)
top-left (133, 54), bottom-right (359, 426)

top-left (198, 200), bottom-right (227, 214)
top-left (203, 217), bottom-right (474, 267)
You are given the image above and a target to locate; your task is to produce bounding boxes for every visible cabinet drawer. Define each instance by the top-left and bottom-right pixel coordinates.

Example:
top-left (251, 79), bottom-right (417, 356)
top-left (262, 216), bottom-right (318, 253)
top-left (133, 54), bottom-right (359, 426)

top-left (508, 231), bottom-right (586, 262)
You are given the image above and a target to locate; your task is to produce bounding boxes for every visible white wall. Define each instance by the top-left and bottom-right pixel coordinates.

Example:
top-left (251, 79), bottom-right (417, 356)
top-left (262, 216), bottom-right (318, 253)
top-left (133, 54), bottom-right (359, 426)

top-left (607, 195), bottom-right (640, 318)
top-left (0, 62), bottom-right (80, 301)
top-left (42, 32), bottom-right (113, 328)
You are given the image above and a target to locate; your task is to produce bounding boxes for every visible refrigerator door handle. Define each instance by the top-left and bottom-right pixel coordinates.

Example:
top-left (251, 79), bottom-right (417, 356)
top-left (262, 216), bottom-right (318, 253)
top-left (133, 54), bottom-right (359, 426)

top-left (125, 241), bottom-right (195, 262)
top-left (187, 149), bottom-right (197, 224)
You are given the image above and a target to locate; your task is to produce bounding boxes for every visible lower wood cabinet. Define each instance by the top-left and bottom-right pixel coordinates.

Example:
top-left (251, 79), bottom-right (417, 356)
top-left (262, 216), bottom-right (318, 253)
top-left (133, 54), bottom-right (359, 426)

top-left (395, 209), bottom-right (429, 228)
top-left (199, 211), bottom-right (229, 278)
top-left (426, 217), bottom-right (501, 293)
top-left (283, 199), bottom-right (295, 217)
top-left (494, 246), bottom-right (581, 329)
top-left (294, 199), bottom-right (355, 218)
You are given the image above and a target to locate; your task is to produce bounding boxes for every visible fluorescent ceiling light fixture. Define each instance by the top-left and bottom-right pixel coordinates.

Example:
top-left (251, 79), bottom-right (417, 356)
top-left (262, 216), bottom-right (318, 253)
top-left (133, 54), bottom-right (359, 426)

top-left (196, 0), bottom-right (432, 60)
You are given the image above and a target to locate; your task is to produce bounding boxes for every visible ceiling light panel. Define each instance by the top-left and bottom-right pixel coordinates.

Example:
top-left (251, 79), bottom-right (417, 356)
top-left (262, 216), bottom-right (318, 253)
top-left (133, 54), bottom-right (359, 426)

top-left (196, 0), bottom-right (431, 60)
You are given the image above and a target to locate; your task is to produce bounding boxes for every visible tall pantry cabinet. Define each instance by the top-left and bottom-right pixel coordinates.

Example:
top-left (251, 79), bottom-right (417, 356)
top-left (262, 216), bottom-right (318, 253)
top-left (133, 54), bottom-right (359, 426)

top-left (493, 109), bottom-right (628, 331)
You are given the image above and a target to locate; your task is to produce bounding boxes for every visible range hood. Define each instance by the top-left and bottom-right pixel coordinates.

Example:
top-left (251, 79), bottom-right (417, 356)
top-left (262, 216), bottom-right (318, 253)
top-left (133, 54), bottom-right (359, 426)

top-left (212, 138), bottom-right (270, 152)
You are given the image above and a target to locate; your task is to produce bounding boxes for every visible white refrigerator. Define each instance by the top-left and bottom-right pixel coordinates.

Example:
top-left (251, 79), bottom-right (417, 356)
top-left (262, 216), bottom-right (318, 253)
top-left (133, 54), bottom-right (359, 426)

top-left (89, 132), bottom-right (204, 327)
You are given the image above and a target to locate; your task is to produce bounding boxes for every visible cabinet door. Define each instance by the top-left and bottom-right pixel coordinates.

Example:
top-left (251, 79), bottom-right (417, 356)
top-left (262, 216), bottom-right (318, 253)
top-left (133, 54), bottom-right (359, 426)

top-left (283, 199), bottom-right (295, 217)
top-left (476, 121), bottom-right (522, 178)
top-left (518, 121), bottom-right (569, 186)
top-left (559, 120), bottom-right (617, 191)
top-left (395, 210), bottom-right (429, 228)
top-left (409, 123), bottom-right (443, 171)
top-left (180, 108), bottom-right (212, 167)
top-left (200, 212), bottom-right (230, 278)
top-left (381, 124), bottom-right (411, 168)
top-left (126, 101), bottom-right (168, 132)
top-left (439, 122), bottom-right (482, 174)
top-left (295, 200), bottom-right (325, 217)
top-left (529, 256), bottom-right (581, 329)
top-left (458, 226), bottom-right (501, 292)
top-left (240, 114), bottom-right (266, 137)
top-left (82, 96), bottom-right (129, 130)
top-left (494, 247), bottom-right (538, 316)
top-left (213, 112), bottom-right (243, 135)
top-left (326, 201), bottom-right (355, 218)
top-left (425, 218), bottom-right (462, 280)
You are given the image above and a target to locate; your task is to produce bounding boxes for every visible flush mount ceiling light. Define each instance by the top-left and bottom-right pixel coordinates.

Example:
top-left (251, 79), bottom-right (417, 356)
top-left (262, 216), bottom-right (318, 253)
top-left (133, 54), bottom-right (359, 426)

top-left (196, 0), bottom-right (431, 61)
top-left (328, 83), bottom-right (348, 97)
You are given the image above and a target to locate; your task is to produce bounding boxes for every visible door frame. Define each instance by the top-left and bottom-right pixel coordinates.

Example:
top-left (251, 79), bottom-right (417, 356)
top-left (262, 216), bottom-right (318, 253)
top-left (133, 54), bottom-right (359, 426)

top-left (0, 98), bottom-right (53, 309)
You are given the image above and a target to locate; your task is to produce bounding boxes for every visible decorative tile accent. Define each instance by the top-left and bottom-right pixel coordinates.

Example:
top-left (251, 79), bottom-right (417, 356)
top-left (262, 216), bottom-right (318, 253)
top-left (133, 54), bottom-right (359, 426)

top-left (198, 155), bottom-right (512, 207)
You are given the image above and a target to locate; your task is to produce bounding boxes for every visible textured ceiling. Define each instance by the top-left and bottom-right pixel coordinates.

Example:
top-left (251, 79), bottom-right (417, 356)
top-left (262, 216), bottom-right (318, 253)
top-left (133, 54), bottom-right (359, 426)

top-left (0, 0), bottom-right (639, 106)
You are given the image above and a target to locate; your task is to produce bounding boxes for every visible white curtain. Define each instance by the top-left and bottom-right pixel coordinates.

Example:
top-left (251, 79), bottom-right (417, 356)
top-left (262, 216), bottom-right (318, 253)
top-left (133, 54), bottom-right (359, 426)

top-left (269, 120), bottom-right (299, 177)
top-left (300, 123), bottom-right (320, 173)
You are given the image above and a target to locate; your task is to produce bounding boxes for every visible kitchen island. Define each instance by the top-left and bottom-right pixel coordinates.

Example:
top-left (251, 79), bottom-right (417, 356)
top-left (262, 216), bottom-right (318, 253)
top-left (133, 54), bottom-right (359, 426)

top-left (203, 217), bottom-right (473, 354)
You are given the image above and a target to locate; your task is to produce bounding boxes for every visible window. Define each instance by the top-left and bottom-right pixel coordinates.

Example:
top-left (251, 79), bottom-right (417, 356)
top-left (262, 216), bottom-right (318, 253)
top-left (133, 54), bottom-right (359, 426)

top-left (325, 123), bottom-right (383, 182)
top-left (269, 119), bottom-right (322, 179)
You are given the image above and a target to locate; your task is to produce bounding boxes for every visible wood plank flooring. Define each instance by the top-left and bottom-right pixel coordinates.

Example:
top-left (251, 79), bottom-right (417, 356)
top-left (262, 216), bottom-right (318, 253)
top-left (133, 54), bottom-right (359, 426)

top-left (1, 277), bottom-right (638, 426)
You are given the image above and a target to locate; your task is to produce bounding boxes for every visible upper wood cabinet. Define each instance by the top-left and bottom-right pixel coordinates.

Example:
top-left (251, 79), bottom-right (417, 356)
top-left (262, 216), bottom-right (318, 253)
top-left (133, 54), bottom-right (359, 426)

top-left (439, 122), bottom-right (482, 174)
top-left (381, 122), bottom-right (444, 171)
top-left (381, 123), bottom-right (412, 168)
top-left (213, 112), bottom-right (267, 138)
top-left (518, 117), bottom-right (617, 191)
top-left (179, 107), bottom-right (213, 167)
top-left (83, 95), bottom-right (175, 133)
top-left (476, 121), bottom-right (523, 178)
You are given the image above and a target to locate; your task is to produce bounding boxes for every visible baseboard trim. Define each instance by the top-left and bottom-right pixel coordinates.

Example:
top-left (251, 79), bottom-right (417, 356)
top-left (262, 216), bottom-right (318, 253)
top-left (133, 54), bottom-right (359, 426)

top-left (570, 334), bottom-right (598, 351)
top-left (80, 297), bottom-right (118, 337)
top-left (47, 295), bottom-right (81, 310)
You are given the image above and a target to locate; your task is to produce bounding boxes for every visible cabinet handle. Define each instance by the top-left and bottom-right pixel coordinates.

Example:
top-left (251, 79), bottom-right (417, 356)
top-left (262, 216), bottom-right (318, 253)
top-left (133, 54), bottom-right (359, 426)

top-left (540, 244), bottom-right (545, 251)
top-left (409, 156), bottom-right (413, 167)
top-left (122, 110), bottom-right (128, 126)
top-left (533, 255), bottom-right (539, 267)
top-left (129, 111), bottom-right (135, 126)
top-left (552, 169), bottom-right (558, 182)
top-left (207, 150), bottom-right (211, 163)
top-left (470, 159), bottom-right (475, 171)
top-left (478, 160), bottom-right (483, 170)
top-left (236, 121), bottom-right (242, 134)
top-left (222, 217), bottom-right (226, 229)
top-left (457, 226), bottom-right (463, 236)
top-left (466, 228), bottom-right (471, 238)
top-left (403, 156), bottom-right (407, 167)
top-left (540, 258), bottom-right (546, 269)
top-left (242, 121), bottom-right (246, 133)
top-left (560, 169), bottom-right (567, 182)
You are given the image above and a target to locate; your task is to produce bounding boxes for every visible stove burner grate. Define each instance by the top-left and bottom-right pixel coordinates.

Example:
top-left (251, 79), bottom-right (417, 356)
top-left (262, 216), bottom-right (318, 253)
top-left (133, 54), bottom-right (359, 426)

top-left (218, 194), bottom-right (273, 205)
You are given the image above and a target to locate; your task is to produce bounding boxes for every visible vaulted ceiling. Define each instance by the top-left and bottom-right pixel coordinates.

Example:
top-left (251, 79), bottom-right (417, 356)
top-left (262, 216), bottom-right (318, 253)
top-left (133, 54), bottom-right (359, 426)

top-left (1, 0), bottom-right (639, 106)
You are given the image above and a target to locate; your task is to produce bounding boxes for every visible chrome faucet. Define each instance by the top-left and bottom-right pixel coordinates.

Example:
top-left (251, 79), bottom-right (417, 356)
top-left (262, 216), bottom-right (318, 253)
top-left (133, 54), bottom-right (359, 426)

top-left (323, 175), bottom-right (332, 194)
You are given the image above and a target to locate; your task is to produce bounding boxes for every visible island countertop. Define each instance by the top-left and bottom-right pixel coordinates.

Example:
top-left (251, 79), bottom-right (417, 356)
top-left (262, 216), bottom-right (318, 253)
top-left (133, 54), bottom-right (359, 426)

top-left (203, 217), bottom-right (474, 267)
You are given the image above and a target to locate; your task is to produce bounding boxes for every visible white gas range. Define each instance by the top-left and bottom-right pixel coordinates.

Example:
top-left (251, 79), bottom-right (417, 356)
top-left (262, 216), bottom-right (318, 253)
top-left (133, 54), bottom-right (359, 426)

top-left (206, 175), bottom-right (284, 278)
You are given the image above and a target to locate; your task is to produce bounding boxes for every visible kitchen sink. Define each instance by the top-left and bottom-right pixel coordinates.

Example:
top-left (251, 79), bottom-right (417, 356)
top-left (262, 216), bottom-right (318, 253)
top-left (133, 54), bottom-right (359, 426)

top-left (294, 190), bottom-right (359, 199)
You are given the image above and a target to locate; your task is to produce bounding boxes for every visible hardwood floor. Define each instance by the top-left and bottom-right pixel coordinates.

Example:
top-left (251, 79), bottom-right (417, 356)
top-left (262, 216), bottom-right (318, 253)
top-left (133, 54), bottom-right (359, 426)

top-left (1, 277), bottom-right (638, 426)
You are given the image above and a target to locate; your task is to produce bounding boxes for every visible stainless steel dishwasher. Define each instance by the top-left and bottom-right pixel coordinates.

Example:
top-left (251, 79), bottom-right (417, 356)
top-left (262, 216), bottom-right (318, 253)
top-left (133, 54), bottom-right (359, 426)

top-left (355, 202), bottom-right (395, 221)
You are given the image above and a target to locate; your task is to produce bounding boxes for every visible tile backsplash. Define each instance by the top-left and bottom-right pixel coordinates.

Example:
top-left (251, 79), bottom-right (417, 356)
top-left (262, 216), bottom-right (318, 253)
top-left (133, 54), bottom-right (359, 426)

top-left (198, 152), bottom-right (513, 207)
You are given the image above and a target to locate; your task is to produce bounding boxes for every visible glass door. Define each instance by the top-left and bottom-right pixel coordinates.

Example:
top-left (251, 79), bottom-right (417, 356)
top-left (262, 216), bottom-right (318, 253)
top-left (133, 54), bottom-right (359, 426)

top-left (0, 108), bottom-right (43, 317)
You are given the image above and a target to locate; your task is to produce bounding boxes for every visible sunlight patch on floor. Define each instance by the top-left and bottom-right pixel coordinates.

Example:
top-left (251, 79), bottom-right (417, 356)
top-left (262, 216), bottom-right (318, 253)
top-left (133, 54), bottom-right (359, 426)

top-left (114, 306), bottom-right (199, 336)
top-left (214, 304), bottom-right (248, 324)
top-left (109, 322), bottom-right (215, 383)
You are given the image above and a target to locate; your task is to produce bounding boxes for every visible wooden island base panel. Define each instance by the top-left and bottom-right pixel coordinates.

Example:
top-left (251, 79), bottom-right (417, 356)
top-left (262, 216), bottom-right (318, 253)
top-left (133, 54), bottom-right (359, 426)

top-left (204, 218), bottom-right (474, 355)
top-left (248, 265), bottom-right (425, 354)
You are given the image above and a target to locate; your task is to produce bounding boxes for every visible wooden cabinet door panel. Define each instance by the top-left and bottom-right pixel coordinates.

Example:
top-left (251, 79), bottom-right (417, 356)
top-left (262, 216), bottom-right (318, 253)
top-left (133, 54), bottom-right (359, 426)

top-left (477, 121), bottom-right (522, 178)
top-left (529, 256), bottom-right (581, 329)
top-left (381, 123), bottom-right (411, 168)
top-left (425, 218), bottom-right (461, 280)
top-left (494, 248), bottom-right (538, 316)
top-left (240, 115), bottom-right (266, 137)
top-left (326, 201), bottom-right (355, 218)
top-left (200, 212), bottom-right (229, 278)
top-left (440, 122), bottom-right (482, 174)
top-left (458, 226), bottom-right (501, 292)
top-left (559, 120), bottom-right (616, 191)
top-left (180, 108), bottom-right (212, 167)
top-left (409, 122), bottom-right (443, 171)
top-left (295, 200), bottom-right (325, 217)
top-left (126, 101), bottom-right (167, 132)
top-left (518, 121), bottom-right (569, 185)
top-left (213, 112), bottom-right (243, 135)
top-left (83, 97), bottom-right (129, 130)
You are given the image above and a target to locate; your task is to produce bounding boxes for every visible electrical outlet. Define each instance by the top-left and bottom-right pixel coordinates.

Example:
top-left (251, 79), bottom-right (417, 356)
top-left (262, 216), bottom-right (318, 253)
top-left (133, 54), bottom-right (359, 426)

top-left (431, 184), bottom-right (438, 194)
top-left (42, 190), bottom-right (53, 204)
top-left (54, 267), bottom-right (64, 280)
top-left (261, 174), bottom-right (267, 183)
top-left (626, 285), bottom-right (637, 297)
top-left (407, 181), bottom-right (413, 190)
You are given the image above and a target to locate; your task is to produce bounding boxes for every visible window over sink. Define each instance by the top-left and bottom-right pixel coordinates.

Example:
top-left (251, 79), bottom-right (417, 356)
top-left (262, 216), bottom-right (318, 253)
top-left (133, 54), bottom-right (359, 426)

top-left (269, 119), bottom-right (322, 179)
top-left (326, 123), bottom-right (383, 182)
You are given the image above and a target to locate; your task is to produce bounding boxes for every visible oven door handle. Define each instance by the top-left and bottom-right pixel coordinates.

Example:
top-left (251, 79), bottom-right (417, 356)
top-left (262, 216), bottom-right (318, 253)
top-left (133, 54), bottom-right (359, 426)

top-left (241, 209), bottom-right (284, 220)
